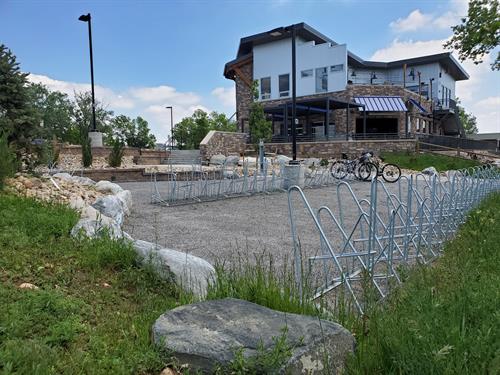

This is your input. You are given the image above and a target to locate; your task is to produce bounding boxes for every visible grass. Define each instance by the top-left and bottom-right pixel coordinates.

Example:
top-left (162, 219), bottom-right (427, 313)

top-left (347, 192), bottom-right (500, 374)
top-left (0, 193), bottom-right (186, 374)
top-left (381, 151), bottom-right (481, 172)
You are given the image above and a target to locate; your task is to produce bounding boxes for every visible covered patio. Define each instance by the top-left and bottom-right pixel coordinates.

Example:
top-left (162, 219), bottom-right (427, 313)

top-left (263, 96), bottom-right (366, 142)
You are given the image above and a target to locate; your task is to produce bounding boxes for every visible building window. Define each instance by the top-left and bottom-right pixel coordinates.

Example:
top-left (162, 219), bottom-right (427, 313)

top-left (301, 69), bottom-right (313, 78)
top-left (260, 77), bottom-right (271, 100)
top-left (315, 67), bottom-right (328, 93)
top-left (330, 64), bottom-right (344, 72)
top-left (279, 74), bottom-right (290, 97)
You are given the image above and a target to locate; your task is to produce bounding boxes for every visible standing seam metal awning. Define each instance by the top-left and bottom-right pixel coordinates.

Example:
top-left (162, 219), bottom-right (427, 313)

top-left (408, 98), bottom-right (429, 114)
top-left (354, 96), bottom-right (408, 112)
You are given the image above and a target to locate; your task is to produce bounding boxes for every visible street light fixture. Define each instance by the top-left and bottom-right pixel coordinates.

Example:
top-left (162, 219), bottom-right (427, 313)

top-left (78, 13), bottom-right (97, 134)
top-left (166, 106), bottom-right (173, 149)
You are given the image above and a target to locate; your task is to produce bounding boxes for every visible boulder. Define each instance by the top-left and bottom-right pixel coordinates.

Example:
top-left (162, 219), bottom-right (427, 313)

top-left (132, 240), bottom-right (215, 298)
top-left (70, 218), bottom-right (124, 239)
top-left (80, 205), bottom-right (116, 226)
top-left (210, 154), bottom-right (226, 166)
top-left (53, 172), bottom-right (73, 181)
top-left (116, 190), bottom-right (133, 215)
top-left (225, 155), bottom-right (240, 166)
top-left (92, 195), bottom-right (125, 225)
top-left (276, 154), bottom-right (292, 165)
top-left (152, 298), bottom-right (355, 374)
top-left (95, 180), bottom-right (123, 195)
top-left (71, 176), bottom-right (95, 186)
top-left (69, 196), bottom-right (85, 211)
top-left (422, 166), bottom-right (438, 176)
top-left (223, 169), bottom-right (241, 179)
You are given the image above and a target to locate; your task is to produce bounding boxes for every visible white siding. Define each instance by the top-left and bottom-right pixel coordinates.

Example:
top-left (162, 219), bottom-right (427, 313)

top-left (253, 37), bottom-right (347, 100)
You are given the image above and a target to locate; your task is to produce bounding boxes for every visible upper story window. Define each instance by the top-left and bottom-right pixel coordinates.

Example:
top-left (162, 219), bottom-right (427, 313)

top-left (301, 69), bottom-right (313, 78)
top-left (260, 77), bottom-right (271, 100)
top-left (330, 64), bottom-right (344, 72)
top-left (279, 74), bottom-right (290, 97)
top-left (315, 67), bottom-right (328, 93)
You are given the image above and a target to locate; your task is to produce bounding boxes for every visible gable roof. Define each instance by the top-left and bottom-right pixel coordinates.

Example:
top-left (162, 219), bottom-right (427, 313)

top-left (225, 23), bottom-right (469, 81)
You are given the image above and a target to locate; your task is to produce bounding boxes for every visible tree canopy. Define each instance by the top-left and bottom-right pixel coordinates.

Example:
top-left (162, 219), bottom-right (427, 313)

top-left (444, 0), bottom-right (500, 70)
top-left (248, 81), bottom-right (272, 146)
top-left (109, 115), bottom-right (156, 148)
top-left (456, 98), bottom-right (479, 135)
top-left (172, 109), bottom-right (236, 149)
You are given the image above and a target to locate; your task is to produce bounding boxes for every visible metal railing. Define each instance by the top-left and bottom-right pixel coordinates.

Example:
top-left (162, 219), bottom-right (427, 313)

top-left (287, 166), bottom-right (500, 314)
top-left (418, 134), bottom-right (499, 153)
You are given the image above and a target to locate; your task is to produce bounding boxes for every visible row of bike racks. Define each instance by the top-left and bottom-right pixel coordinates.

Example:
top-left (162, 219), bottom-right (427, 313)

top-left (287, 166), bottom-right (500, 314)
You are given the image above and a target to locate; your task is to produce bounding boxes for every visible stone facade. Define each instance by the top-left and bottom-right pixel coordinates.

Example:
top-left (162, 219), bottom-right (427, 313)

top-left (235, 61), bottom-right (254, 133)
top-left (199, 131), bottom-right (247, 161)
top-left (265, 139), bottom-right (417, 159)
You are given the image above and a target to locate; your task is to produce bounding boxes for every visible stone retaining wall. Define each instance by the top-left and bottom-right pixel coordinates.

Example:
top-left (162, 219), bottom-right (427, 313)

top-left (57, 145), bottom-right (167, 169)
top-left (199, 131), bottom-right (247, 161)
top-left (265, 139), bottom-right (417, 159)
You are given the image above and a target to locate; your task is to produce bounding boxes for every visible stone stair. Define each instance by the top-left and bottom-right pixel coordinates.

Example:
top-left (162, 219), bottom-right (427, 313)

top-left (161, 150), bottom-right (201, 165)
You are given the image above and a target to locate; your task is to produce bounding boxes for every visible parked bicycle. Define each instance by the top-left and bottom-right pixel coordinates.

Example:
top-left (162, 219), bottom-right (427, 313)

top-left (330, 152), bottom-right (375, 181)
top-left (330, 152), bottom-right (402, 183)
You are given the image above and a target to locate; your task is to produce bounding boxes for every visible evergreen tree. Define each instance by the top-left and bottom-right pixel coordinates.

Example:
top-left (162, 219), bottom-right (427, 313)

top-left (248, 81), bottom-right (272, 146)
top-left (0, 44), bottom-right (39, 153)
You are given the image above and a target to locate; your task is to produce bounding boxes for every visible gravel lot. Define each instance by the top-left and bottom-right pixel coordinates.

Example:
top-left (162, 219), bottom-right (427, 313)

top-left (121, 179), bottom-right (403, 268)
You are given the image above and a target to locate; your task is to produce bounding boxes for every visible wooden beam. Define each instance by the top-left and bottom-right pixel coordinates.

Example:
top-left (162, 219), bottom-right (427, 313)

top-left (234, 66), bottom-right (252, 88)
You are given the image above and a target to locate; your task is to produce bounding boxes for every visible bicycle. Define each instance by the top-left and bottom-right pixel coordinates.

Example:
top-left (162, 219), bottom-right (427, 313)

top-left (330, 152), bottom-right (374, 181)
top-left (362, 157), bottom-right (402, 183)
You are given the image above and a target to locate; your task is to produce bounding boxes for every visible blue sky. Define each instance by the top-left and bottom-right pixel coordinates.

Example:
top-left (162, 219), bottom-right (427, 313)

top-left (1, 0), bottom-right (498, 140)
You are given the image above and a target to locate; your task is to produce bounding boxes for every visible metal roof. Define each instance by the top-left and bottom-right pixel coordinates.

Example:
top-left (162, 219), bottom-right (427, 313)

top-left (408, 98), bottom-right (429, 114)
top-left (354, 96), bottom-right (408, 112)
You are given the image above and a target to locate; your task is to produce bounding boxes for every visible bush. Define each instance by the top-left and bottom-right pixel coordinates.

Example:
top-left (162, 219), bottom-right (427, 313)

top-left (108, 138), bottom-right (124, 168)
top-left (0, 133), bottom-right (16, 189)
top-left (81, 136), bottom-right (92, 168)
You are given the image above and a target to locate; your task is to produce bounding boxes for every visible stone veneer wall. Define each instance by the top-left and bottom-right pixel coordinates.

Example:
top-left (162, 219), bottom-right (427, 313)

top-left (199, 131), bottom-right (248, 161)
top-left (235, 61), bottom-right (254, 133)
top-left (58, 145), bottom-right (167, 170)
top-left (264, 139), bottom-right (417, 159)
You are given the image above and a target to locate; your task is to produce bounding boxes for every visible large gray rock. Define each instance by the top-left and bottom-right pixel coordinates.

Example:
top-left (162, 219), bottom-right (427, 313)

top-left (116, 190), bottom-right (133, 215)
top-left (53, 172), bottom-right (73, 181)
top-left (225, 155), bottom-right (240, 166)
top-left (71, 175), bottom-right (95, 186)
top-left (132, 240), bottom-right (216, 298)
top-left (92, 195), bottom-right (126, 225)
top-left (210, 154), bottom-right (226, 166)
top-left (422, 166), bottom-right (438, 176)
top-left (70, 218), bottom-right (124, 240)
top-left (95, 180), bottom-right (123, 194)
top-left (152, 298), bottom-right (355, 374)
top-left (276, 154), bottom-right (292, 165)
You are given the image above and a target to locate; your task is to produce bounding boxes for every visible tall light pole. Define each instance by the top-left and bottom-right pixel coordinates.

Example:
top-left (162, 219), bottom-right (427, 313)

top-left (166, 106), bottom-right (173, 149)
top-left (79, 13), bottom-right (102, 146)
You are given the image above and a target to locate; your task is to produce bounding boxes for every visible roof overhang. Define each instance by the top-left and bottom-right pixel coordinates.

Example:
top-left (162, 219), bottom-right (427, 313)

top-left (354, 96), bottom-right (408, 112)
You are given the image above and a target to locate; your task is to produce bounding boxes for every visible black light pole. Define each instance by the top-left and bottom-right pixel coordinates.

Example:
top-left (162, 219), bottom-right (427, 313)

top-left (78, 13), bottom-right (97, 132)
top-left (166, 106), bottom-right (173, 149)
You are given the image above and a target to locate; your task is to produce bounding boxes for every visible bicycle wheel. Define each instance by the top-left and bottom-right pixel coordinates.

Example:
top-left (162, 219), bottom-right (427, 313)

top-left (357, 162), bottom-right (377, 181)
top-left (330, 161), bottom-right (347, 179)
top-left (382, 163), bottom-right (401, 183)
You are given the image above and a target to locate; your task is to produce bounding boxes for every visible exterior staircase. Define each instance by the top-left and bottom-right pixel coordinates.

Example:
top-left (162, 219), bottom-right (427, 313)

top-left (161, 150), bottom-right (201, 165)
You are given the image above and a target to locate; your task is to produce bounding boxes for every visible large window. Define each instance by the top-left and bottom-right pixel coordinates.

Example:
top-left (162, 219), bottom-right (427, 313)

top-left (279, 74), bottom-right (290, 97)
top-left (260, 77), bottom-right (271, 100)
top-left (301, 69), bottom-right (313, 78)
top-left (315, 67), bottom-right (328, 93)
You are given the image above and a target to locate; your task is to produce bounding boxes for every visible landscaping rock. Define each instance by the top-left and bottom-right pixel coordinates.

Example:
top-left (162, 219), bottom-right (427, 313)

top-left (69, 196), bottom-right (85, 211)
top-left (422, 166), bottom-right (438, 176)
top-left (18, 283), bottom-right (39, 290)
top-left (225, 155), bottom-right (239, 166)
top-left (132, 240), bottom-right (215, 298)
top-left (53, 172), bottom-right (73, 181)
top-left (276, 154), bottom-right (292, 165)
top-left (70, 218), bottom-right (124, 239)
top-left (71, 176), bottom-right (95, 186)
top-left (223, 169), bottom-right (241, 179)
top-left (80, 205), bottom-right (116, 226)
top-left (95, 180), bottom-right (123, 195)
top-left (116, 190), bottom-right (133, 215)
top-left (152, 298), bottom-right (355, 374)
top-left (210, 154), bottom-right (226, 165)
top-left (92, 195), bottom-right (126, 225)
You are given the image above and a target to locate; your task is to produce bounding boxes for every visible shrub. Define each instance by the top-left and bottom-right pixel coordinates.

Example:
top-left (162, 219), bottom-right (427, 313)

top-left (81, 136), bottom-right (92, 168)
top-left (108, 138), bottom-right (125, 168)
top-left (0, 133), bottom-right (16, 189)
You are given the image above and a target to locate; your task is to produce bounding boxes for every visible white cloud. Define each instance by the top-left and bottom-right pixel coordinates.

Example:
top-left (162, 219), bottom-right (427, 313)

top-left (211, 87), bottom-right (236, 107)
top-left (390, 10), bottom-right (433, 32)
top-left (26, 73), bottom-right (228, 142)
top-left (371, 38), bottom-right (447, 61)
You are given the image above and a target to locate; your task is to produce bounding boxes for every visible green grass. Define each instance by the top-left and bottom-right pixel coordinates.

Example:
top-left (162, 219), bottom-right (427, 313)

top-left (381, 151), bottom-right (481, 172)
top-left (347, 192), bottom-right (500, 374)
top-left (0, 194), bottom-right (184, 374)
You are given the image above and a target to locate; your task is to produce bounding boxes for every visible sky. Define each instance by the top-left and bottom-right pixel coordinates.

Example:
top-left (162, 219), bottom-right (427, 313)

top-left (1, 0), bottom-right (499, 141)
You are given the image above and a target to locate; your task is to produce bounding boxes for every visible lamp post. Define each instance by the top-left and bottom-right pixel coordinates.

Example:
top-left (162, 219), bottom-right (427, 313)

top-left (166, 106), bottom-right (173, 149)
top-left (78, 13), bottom-right (101, 146)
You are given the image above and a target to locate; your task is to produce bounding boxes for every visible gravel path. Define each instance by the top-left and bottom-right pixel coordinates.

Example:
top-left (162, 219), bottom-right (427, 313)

top-left (121, 180), bottom-right (403, 267)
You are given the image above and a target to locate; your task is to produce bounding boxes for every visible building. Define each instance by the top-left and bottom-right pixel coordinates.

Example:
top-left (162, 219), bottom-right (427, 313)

top-left (224, 23), bottom-right (469, 142)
